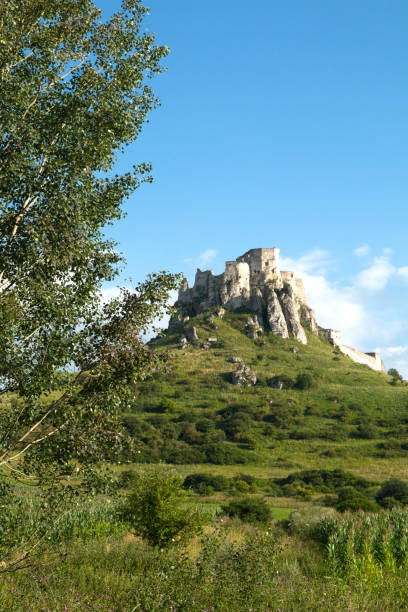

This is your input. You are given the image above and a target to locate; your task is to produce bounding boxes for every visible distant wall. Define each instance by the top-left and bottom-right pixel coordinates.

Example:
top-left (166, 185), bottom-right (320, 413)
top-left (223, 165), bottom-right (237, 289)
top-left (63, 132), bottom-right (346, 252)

top-left (319, 327), bottom-right (385, 372)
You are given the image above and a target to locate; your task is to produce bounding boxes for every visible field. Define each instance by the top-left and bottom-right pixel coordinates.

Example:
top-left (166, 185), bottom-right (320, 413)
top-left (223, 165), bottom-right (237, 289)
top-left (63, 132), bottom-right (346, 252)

top-left (3, 310), bottom-right (408, 610)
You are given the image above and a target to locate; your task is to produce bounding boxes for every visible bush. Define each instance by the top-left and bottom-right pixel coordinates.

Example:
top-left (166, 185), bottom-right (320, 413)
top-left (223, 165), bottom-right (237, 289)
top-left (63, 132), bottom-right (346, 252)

top-left (294, 373), bottom-right (314, 390)
top-left (274, 469), bottom-right (373, 494)
top-left (222, 496), bottom-right (271, 525)
top-left (204, 443), bottom-right (250, 465)
top-left (119, 469), bottom-right (204, 547)
top-left (376, 479), bottom-right (408, 508)
top-left (183, 473), bottom-right (229, 494)
top-left (335, 487), bottom-right (380, 513)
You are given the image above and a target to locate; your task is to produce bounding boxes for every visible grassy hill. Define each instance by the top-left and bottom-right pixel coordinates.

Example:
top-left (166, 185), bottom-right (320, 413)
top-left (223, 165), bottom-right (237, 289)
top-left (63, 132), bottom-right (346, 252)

top-left (123, 309), bottom-right (408, 477)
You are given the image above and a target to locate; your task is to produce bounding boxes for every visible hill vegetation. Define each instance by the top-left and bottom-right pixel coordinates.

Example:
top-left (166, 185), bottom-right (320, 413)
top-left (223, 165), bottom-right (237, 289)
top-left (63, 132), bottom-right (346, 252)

top-left (123, 309), bottom-right (408, 472)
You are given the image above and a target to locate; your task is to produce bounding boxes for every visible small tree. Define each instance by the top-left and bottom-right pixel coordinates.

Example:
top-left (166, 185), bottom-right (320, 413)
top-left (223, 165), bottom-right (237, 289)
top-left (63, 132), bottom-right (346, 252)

top-left (388, 368), bottom-right (403, 384)
top-left (120, 469), bottom-right (204, 547)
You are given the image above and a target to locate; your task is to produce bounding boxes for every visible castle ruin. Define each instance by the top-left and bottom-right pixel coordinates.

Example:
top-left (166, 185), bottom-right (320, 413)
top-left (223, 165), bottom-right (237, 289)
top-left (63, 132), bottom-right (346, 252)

top-left (172, 247), bottom-right (385, 373)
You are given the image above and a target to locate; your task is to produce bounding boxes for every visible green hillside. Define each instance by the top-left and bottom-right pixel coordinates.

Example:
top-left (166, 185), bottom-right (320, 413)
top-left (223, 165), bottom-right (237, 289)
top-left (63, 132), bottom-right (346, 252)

top-left (124, 309), bottom-right (408, 475)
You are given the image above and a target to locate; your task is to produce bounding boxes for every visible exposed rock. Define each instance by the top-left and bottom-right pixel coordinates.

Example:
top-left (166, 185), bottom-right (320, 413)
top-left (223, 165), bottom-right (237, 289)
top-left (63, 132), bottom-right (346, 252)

top-left (290, 347), bottom-right (299, 354)
top-left (278, 286), bottom-right (307, 345)
top-left (231, 364), bottom-right (257, 387)
top-left (185, 327), bottom-right (198, 342)
top-left (266, 288), bottom-right (289, 339)
top-left (247, 329), bottom-right (258, 340)
top-left (170, 247), bottom-right (386, 372)
top-left (207, 337), bottom-right (217, 343)
top-left (229, 356), bottom-right (243, 363)
top-left (179, 336), bottom-right (188, 348)
top-left (183, 316), bottom-right (190, 323)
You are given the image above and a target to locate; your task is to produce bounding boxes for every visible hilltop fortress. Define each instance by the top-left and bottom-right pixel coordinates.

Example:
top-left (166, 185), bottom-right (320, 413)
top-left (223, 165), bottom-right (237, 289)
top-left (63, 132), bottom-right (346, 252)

top-left (173, 247), bottom-right (386, 373)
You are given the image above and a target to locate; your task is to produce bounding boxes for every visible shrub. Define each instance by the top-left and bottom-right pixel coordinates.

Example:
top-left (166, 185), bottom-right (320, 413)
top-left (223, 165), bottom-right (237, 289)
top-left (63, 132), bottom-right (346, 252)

top-left (222, 496), bottom-right (271, 524)
top-left (119, 469), bottom-right (204, 547)
top-left (183, 473), bottom-right (229, 494)
top-left (335, 487), bottom-right (380, 513)
top-left (204, 443), bottom-right (250, 465)
top-left (294, 373), bottom-right (314, 390)
top-left (376, 479), bottom-right (408, 508)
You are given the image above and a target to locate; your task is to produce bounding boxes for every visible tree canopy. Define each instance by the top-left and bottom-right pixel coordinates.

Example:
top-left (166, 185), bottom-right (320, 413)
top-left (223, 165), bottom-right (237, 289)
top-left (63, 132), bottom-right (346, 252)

top-left (0, 0), bottom-right (178, 568)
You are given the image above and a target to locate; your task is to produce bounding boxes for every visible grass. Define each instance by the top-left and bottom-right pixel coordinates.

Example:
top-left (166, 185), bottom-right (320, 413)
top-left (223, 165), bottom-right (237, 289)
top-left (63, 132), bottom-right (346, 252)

top-left (123, 309), bottom-right (408, 475)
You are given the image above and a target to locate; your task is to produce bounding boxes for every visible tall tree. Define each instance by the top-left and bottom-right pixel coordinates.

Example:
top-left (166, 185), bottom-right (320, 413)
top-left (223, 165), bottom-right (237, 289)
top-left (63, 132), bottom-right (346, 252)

top-left (0, 0), bottom-right (178, 568)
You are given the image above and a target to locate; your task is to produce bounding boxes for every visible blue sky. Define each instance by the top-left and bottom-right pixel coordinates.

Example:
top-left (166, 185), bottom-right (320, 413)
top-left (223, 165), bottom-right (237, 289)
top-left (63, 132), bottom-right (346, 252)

top-left (98, 1), bottom-right (408, 375)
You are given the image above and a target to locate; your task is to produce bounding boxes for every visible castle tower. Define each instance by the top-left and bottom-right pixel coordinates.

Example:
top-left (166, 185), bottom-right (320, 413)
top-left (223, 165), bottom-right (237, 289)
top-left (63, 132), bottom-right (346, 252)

top-left (236, 248), bottom-right (281, 287)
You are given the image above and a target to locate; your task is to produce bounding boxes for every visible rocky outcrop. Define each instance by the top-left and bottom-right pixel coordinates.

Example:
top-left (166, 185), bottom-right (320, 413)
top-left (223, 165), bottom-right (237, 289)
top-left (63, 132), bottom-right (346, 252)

top-left (172, 248), bottom-right (312, 344)
top-left (169, 246), bottom-right (385, 372)
top-left (231, 364), bottom-right (257, 386)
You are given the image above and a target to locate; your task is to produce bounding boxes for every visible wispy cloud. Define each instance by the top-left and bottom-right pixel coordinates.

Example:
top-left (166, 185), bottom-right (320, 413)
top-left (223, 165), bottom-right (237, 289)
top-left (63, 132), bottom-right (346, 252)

top-left (356, 256), bottom-right (395, 291)
top-left (198, 248), bottom-right (217, 268)
top-left (354, 244), bottom-right (371, 257)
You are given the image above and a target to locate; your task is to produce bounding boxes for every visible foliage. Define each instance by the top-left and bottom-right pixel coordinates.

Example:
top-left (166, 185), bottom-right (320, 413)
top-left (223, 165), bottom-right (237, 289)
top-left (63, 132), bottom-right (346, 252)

top-left (376, 478), bottom-right (408, 508)
top-left (274, 469), bottom-right (374, 494)
top-left (294, 372), bottom-right (315, 390)
top-left (0, 0), bottom-right (179, 566)
top-left (313, 509), bottom-right (408, 576)
top-left (183, 472), bottom-right (229, 495)
top-left (222, 496), bottom-right (271, 524)
top-left (334, 487), bottom-right (380, 513)
top-left (388, 368), bottom-right (403, 382)
top-left (119, 468), bottom-right (204, 547)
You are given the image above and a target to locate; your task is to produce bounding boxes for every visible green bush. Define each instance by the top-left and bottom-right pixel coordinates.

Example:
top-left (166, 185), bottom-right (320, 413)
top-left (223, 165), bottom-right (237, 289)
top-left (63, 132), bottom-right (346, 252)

top-left (222, 496), bottom-right (271, 524)
top-left (183, 473), bottom-right (229, 494)
top-left (294, 373), bottom-right (314, 390)
top-left (119, 469), bottom-right (204, 547)
top-left (376, 479), bottom-right (408, 508)
top-left (335, 487), bottom-right (380, 513)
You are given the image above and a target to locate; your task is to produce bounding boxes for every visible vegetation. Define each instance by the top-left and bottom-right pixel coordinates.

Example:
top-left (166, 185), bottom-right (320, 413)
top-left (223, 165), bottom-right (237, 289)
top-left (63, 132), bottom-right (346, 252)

top-left (122, 310), bottom-right (408, 469)
top-left (0, 0), bottom-right (179, 567)
top-left (119, 468), bottom-right (204, 547)
top-left (222, 496), bottom-right (272, 524)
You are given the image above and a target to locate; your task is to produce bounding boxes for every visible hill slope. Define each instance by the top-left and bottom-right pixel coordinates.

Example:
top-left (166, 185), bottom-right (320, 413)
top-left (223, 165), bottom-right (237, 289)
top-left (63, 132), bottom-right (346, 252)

top-left (125, 309), bottom-right (408, 470)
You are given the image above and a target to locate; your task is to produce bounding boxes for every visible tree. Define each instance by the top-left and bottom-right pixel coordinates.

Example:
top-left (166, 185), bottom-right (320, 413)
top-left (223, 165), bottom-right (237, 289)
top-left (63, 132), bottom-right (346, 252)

top-left (0, 0), bottom-right (179, 568)
top-left (120, 469), bottom-right (204, 547)
top-left (388, 368), bottom-right (403, 384)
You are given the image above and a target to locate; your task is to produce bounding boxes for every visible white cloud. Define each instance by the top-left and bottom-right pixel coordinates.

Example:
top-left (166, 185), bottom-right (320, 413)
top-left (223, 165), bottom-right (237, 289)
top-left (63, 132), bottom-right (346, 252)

top-left (281, 248), bottom-right (408, 375)
top-left (280, 249), bottom-right (330, 275)
top-left (397, 267), bottom-right (408, 282)
top-left (354, 244), bottom-right (371, 257)
top-left (198, 248), bottom-right (217, 268)
top-left (356, 256), bottom-right (395, 291)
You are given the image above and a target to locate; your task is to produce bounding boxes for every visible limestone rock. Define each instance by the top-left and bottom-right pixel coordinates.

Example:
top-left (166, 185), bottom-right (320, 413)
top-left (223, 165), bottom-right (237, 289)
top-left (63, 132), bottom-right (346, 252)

top-left (231, 364), bottom-right (257, 387)
top-left (170, 247), bottom-right (385, 373)
top-left (266, 288), bottom-right (289, 339)
top-left (207, 337), bottom-right (217, 343)
top-left (229, 356), bottom-right (243, 363)
top-left (278, 286), bottom-right (307, 345)
top-left (179, 336), bottom-right (188, 348)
